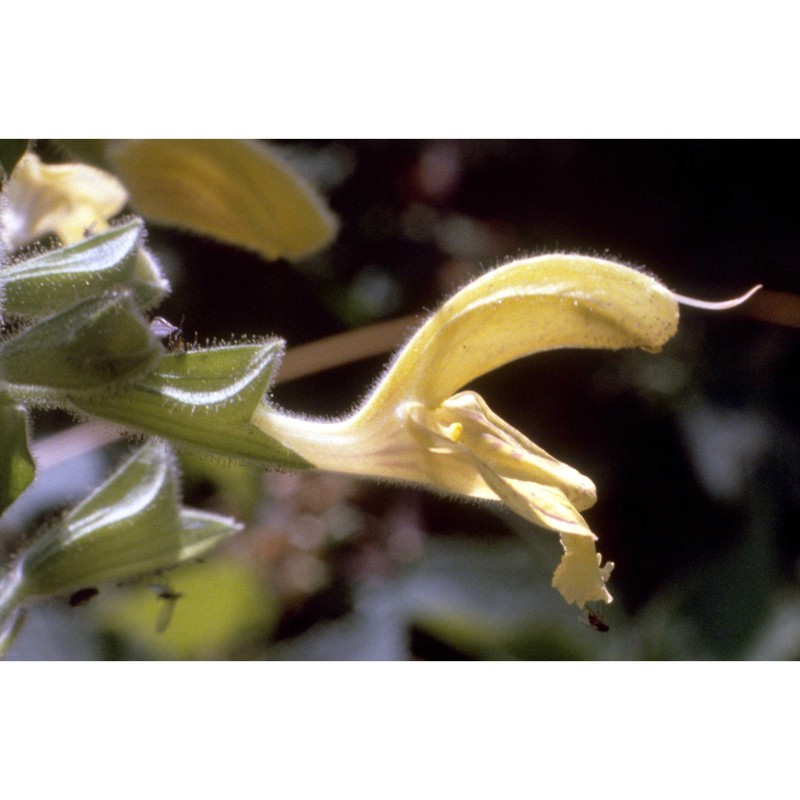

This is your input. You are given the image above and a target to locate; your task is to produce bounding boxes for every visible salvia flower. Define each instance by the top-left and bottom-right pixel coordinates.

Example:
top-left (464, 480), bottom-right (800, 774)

top-left (253, 254), bottom-right (759, 610)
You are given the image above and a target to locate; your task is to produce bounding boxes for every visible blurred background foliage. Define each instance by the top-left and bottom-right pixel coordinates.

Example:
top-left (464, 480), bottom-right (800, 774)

top-left (4, 140), bottom-right (799, 660)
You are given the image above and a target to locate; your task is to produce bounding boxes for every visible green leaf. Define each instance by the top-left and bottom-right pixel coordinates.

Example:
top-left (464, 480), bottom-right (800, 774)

top-left (0, 401), bottom-right (35, 514)
top-left (2, 218), bottom-right (169, 317)
top-left (72, 341), bottom-right (311, 469)
top-left (97, 557), bottom-right (279, 659)
top-left (11, 442), bottom-right (242, 599)
top-left (0, 140), bottom-right (28, 182)
top-left (0, 291), bottom-right (163, 398)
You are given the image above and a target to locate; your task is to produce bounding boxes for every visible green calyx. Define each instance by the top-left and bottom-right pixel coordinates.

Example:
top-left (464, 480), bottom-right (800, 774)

top-left (0, 290), bottom-right (164, 399)
top-left (2, 442), bottom-right (242, 610)
top-left (72, 340), bottom-right (310, 469)
top-left (2, 218), bottom-right (169, 317)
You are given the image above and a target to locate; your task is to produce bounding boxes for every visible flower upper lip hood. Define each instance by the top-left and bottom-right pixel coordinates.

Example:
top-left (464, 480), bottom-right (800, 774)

top-left (253, 254), bottom-right (685, 610)
top-left (367, 254), bottom-right (679, 411)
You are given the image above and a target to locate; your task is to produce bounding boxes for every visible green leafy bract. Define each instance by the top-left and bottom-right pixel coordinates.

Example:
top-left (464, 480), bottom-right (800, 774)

top-left (0, 291), bottom-right (163, 398)
top-left (0, 401), bottom-right (35, 514)
top-left (3, 218), bottom-right (169, 316)
top-left (2, 442), bottom-right (242, 605)
top-left (72, 341), bottom-right (310, 469)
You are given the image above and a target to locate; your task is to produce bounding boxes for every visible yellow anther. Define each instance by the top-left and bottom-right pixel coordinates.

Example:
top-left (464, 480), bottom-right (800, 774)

top-left (445, 422), bottom-right (464, 443)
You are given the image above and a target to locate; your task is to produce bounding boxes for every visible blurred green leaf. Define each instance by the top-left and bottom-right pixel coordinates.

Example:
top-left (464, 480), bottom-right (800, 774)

top-left (72, 342), bottom-right (310, 469)
top-left (3, 218), bottom-right (169, 317)
top-left (265, 535), bottom-right (605, 660)
top-left (0, 291), bottom-right (163, 397)
top-left (97, 557), bottom-right (279, 659)
top-left (0, 401), bottom-right (35, 514)
top-left (0, 140), bottom-right (28, 182)
top-left (672, 523), bottom-right (774, 659)
top-left (410, 609), bottom-right (588, 660)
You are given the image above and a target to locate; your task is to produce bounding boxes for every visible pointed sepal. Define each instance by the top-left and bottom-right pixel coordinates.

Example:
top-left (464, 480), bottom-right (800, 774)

top-left (2, 218), bottom-right (169, 318)
top-left (72, 341), bottom-right (310, 468)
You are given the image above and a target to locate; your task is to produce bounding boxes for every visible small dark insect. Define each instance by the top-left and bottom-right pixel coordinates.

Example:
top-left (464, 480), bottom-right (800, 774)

top-left (580, 604), bottom-right (610, 633)
top-left (68, 587), bottom-right (99, 607)
top-left (149, 584), bottom-right (184, 633)
top-left (586, 611), bottom-right (610, 633)
top-left (150, 316), bottom-right (185, 352)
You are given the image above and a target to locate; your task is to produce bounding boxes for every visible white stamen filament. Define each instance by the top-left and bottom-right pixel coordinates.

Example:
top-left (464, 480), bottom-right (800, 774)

top-left (671, 284), bottom-right (762, 310)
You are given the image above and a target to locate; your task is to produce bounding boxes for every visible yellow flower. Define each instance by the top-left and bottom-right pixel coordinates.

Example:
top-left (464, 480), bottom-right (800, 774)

top-left (105, 139), bottom-right (338, 262)
top-left (0, 153), bottom-right (128, 250)
top-left (253, 254), bottom-right (685, 609)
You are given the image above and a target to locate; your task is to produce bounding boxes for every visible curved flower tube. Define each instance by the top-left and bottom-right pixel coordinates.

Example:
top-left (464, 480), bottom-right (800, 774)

top-left (253, 254), bottom-right (701, 609)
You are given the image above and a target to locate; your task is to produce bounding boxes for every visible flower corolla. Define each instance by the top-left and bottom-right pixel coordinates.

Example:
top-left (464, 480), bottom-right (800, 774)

top-left (254, 254), bottom-right (685, 608)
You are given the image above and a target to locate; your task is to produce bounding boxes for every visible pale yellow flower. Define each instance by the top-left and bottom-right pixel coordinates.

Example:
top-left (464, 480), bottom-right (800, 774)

top-left (0, 153), bottom-right (128, 250)
top-left (105, 139), bottom-right (338, 261)
top-left (253, 254), bottom-right (686, 609)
